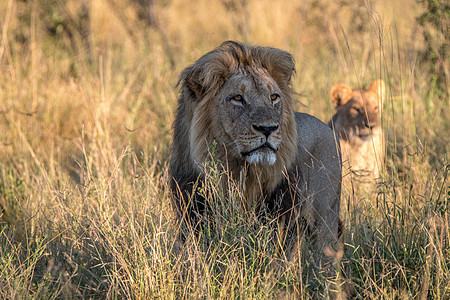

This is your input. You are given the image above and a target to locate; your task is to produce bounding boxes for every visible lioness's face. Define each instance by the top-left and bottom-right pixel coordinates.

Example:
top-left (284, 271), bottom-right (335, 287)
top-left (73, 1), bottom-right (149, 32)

top-left (216, 69), bottom-right (284, 165)
top-left (336, 90), bottom-right (381, 138)
top-left (330, 80), bottom-right (385, 140)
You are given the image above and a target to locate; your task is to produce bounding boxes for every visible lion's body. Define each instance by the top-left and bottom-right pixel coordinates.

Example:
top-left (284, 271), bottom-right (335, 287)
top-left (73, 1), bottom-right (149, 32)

top-left (338, 127), bottom-right (384, 182)
top-left (170, 41), bottom-right (342, 254)
top-left (328, 80), bottom-right (385, 184)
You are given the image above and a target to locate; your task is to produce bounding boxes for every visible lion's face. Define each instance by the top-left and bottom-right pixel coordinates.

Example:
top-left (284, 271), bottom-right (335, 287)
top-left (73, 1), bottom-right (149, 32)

top-left (215, 70), bottom-right (284, 165)
top-left (330, 80), bottom-right (385, 141)
top-left (177, 42), bottom-right (298, 175)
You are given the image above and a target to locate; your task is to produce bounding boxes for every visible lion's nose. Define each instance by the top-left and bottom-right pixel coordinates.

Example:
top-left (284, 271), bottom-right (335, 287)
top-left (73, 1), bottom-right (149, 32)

top-left (252, 124), bottom-right (279, 138)
top-left (363, 118), bottom-right (376, 129)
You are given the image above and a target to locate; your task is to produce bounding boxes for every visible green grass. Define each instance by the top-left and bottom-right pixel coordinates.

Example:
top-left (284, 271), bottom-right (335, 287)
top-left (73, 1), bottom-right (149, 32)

top-left (0, 0), bottom-right (448, 298)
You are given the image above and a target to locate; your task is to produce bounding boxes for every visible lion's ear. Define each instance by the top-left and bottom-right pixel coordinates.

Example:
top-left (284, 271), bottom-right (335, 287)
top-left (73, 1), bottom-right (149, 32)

top-left (183, 67), bottom-right (205, 99)
top-left (260, 48), bottom-right (295, 85)
top-left (180, 56), bottom-right (229, 99)
top-left (369, 79), bottom-right (385, 104)
top-left (329, 84), bottom-right (353, 107)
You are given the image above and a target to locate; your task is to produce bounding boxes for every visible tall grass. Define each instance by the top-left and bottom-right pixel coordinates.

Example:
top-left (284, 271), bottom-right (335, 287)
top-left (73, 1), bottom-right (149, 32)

top-left (0, 0), bottom-right (448, 298)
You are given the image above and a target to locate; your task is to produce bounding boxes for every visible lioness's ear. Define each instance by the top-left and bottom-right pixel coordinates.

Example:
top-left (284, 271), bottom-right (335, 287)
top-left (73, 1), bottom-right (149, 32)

top-left (369, 79), bottom-right (385, 104)
top-left (329, 84), bottom-right (353, 107)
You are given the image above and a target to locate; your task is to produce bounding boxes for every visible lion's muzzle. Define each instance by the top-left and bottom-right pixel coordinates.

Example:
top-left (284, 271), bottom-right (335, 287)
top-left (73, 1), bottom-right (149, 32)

top-left (242, 142), bottom-right (278, 165)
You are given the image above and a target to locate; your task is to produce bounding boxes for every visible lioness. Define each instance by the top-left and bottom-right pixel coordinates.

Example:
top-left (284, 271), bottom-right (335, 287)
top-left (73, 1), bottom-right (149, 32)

top-left (328, 80), bottom-right (385, 184)
top-left (170, 41), bottom-right (342, 256)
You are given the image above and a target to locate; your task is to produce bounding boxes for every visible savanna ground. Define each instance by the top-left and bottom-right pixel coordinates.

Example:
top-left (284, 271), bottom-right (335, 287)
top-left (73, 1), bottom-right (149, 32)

top-left (0, 0), bottom-right (448, 298)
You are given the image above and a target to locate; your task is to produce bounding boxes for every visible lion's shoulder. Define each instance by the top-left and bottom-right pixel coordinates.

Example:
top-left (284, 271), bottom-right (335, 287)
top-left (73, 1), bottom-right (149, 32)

top-left (295, 112), bottom-right (339, 150)
top-left (293, 113), bottom-right (341, 174)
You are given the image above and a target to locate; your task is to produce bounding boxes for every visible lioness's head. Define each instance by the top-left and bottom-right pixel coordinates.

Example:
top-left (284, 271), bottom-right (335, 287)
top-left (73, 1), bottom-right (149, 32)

top-left (329, 80), bottom-right (385, 140)
top-left (175, 41), bottom-right (298, 175)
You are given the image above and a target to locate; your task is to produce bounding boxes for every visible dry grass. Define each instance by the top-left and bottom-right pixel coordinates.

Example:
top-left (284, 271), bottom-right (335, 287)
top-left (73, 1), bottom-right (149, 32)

top-left (0, 0), bottom-right (448, 298)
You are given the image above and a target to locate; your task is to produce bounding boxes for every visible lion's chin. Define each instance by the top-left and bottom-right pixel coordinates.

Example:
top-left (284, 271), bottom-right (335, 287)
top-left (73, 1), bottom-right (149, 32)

top-left (244, 149), bottom-right (277, 165)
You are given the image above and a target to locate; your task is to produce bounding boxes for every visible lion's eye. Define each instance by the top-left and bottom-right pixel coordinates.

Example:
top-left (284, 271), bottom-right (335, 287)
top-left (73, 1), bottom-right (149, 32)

top-left (229, 94), bottom-right (245, 106)
top-left (270, 94), bottom-right (280, 102)
top-left (352, 106), bottom-right (360, 112)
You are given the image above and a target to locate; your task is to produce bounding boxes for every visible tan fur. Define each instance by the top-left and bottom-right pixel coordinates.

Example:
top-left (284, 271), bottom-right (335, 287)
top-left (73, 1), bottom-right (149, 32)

top-left (328, 80), bottom-right (385, 184)
top-left (170, 41), bottom-right (342, 256)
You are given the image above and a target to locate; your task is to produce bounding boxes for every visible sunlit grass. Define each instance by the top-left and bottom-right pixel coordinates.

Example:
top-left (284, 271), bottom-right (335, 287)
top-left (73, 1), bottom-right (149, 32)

top-left (0, 0), bottom-right (448, 298)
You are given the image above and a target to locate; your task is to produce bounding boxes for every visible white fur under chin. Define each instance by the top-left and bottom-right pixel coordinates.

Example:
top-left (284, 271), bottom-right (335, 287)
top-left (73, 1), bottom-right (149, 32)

top-left (245, 152), bottom-right (277, 165)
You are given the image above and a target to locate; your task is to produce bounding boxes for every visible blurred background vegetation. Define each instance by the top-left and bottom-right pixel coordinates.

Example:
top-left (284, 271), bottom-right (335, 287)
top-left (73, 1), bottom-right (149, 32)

top-left (0, 0), bottom-right (448, 298)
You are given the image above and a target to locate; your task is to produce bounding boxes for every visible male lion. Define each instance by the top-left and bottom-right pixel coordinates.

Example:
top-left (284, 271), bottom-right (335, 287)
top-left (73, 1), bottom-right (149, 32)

top-left (328, 80), bottom-right (385, 184)
top-left (170, 41), bottom-right (342, 257)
